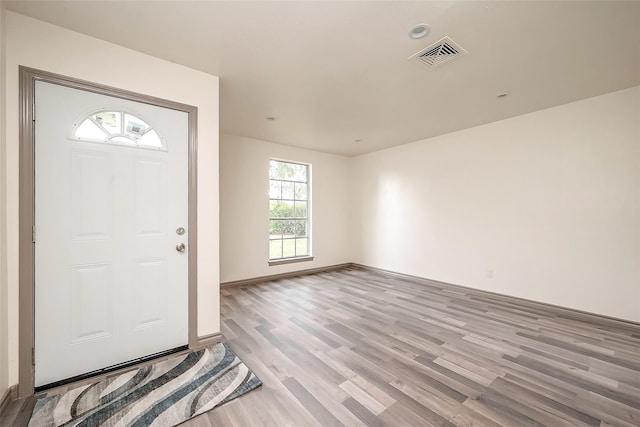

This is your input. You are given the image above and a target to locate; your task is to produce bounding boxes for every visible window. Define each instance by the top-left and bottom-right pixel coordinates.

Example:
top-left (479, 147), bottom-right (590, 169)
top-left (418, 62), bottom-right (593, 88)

top-left (269, 159), bottom-right (312, 264)
top-left (72, 110), bottom-right (165, 150)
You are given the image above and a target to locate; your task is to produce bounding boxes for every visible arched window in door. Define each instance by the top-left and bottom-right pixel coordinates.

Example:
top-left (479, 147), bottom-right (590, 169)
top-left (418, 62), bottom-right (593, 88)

top-left (72, 110), bottom-right (165, 150)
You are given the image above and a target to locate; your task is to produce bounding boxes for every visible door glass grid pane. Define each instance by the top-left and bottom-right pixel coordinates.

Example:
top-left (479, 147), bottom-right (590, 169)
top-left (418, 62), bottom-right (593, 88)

top-left (269, 160), bottom-right (310, 260)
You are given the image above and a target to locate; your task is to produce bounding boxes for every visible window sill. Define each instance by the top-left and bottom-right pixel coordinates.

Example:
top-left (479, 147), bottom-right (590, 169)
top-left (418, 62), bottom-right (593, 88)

top-left (268, 256), bottom-right (314, 266)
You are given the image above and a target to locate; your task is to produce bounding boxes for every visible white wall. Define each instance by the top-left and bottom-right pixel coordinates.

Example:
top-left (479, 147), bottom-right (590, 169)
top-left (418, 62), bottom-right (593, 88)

top-left (352, 86), bottom-right (640, 322)
top-left (3, 12), bottom-right (220, 388)
top-left (220, 134), bottom-right (352, 283)
top-left (0, 0), bottom-right (9, 401)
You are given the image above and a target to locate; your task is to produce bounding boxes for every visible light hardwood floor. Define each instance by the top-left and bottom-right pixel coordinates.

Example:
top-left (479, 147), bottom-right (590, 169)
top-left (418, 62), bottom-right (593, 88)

top-left (2, 266), bottom-right (639, 426)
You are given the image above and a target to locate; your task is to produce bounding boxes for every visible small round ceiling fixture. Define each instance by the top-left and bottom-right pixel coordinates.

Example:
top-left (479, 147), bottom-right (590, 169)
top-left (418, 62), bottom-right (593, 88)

top-left (265, 116), bottom-right (278, 121)
top-left (354, 139), bottom-right (362, 143)
top-left (408, 24), bottom-right (430, 39)
top-left (496, 92), bottom-right (511, 99)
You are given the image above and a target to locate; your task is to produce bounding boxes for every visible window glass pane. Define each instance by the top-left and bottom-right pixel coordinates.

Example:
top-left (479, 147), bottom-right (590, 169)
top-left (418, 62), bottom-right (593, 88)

top-left (282, 239), bottom-right (296, 258)
top-left (269, 160), bottom-right (291, 180)
top-left (269, 240), bottom-right (283, 259)
top-left (290, 163), bottom-right (307, 182)
top-left (269, 220), bottom-right (283, 238)
top-left (295, 183), bottom-right (307, 200)
top-left (280, 220), bottom-right (295, 237)
top-left (269, 160), bottom-right (278, 179)
top-left (269, 200), bottom-right (294, 218)
top-left (75, 119), bottom-right (108, 141)
top-left (125, 114), bottom-right (149, 138)
top-left (269, 180), bottom-right (281, 199)
top-left (295, 238), bottom-right (308, 256)
top-left (294, 220), bottom-right (306, 237)
top-left (282, 181), bottom-right (294, 199)
top-left (269, 160), bottom-right (307, 182)
top-left (92, 111), bottom-right (120, 135)
top-left (294, 201), bottom-right (307, 218)
top-left (139, 129), bottom-right (162, 148)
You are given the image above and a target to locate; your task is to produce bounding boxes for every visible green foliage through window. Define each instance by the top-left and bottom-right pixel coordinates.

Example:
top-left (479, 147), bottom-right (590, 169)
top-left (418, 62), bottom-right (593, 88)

top-left (269, 160), bottom-right (310, 260)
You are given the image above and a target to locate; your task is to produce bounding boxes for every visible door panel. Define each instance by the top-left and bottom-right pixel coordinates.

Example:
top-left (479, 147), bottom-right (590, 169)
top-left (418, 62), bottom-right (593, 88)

top-left (70, 264), bottom-right (113, 343)
top-left (134, 159), bottom-right (167, 237)
top-left (71, 151), bottom-right (113, 240)
top-left (133, 258), bottom-right (168, 329)
top-left (34, 81), bottom-right (189, 387)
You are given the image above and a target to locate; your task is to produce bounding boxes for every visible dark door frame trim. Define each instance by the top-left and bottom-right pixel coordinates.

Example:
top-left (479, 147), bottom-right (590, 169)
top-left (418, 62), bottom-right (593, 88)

top-left (18, 66), bottom-right (199, 398)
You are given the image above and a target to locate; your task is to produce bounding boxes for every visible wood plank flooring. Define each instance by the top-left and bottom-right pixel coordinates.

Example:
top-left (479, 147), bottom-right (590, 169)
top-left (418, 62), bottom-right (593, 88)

top-left (2, 266), bottom-right (639, 426)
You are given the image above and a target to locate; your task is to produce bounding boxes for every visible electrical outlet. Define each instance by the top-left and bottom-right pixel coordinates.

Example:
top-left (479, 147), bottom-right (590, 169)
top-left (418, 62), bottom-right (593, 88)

top-left (486, 269), bottom-right (494, 278)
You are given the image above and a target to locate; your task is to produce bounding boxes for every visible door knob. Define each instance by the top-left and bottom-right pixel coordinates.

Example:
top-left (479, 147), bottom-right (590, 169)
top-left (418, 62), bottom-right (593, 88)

top-left (176, 243), bottom-right (186, 253)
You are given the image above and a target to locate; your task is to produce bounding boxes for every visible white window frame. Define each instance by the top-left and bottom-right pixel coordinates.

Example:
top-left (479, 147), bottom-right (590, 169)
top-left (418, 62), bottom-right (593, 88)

top-left (268, 158), bottom-right (313, 266)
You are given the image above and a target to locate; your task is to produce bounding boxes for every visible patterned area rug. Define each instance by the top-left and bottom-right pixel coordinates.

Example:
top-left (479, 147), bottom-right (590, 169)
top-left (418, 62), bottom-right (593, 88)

top-left (28, 343), bottom-right (262, 426)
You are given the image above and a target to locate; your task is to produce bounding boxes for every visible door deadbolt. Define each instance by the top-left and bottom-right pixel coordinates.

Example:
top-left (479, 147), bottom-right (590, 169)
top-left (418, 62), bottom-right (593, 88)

top-left (176, 227), bottom-right (185, 235)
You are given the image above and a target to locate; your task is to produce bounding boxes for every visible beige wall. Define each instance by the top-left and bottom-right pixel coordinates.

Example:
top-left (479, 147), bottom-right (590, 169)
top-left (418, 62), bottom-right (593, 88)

top-left (1, 0), bottom-right (9, 401)
top-left (2, 12), bottom-right (221, 388)
top-left (352, 86), bottom-right (640, 322)
top-left (220, 134), bottom-right (352, 283)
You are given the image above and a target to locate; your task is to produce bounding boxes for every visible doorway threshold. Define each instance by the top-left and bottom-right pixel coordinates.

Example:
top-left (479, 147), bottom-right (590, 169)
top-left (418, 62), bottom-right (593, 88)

top-left (34, 345), bottom-right (188, 393)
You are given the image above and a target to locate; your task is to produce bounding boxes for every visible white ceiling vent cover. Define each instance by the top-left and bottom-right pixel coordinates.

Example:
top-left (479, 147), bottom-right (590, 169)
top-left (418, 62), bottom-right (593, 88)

top-left (409, 36), bottom-right (467, 70)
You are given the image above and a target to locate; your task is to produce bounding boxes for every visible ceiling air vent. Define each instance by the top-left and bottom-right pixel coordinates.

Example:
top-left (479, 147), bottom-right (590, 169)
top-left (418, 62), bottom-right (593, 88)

top-left (409, 36), bottom-right (467, 70)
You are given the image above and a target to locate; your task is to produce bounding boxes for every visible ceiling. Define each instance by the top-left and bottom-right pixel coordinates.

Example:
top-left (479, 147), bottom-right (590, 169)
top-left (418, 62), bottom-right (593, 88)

top-left (5, 1), bottom-right (640, 156)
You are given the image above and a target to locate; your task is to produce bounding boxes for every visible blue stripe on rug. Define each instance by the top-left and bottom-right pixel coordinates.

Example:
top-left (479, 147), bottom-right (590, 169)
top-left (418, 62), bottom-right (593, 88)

top-left (187, 360), bottom-right (247, 417)
top-left (129, 345), bottom-right (239, 427)
top-left (72, 350), bottom-right (206, 426)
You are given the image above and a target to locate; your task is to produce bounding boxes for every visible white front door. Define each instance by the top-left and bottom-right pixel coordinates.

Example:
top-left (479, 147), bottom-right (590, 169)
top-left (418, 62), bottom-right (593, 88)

top-left (34, 81), bottom-right (190, 387)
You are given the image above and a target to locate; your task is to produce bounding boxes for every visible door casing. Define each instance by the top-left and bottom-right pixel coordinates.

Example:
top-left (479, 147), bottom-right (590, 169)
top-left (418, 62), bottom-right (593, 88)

top-left (18, 66), bottom-right (199, 398)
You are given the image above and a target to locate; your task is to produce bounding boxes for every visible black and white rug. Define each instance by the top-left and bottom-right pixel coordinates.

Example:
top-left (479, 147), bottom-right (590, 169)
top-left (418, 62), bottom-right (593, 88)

top-left (29, 343), bottom-right (262, 426)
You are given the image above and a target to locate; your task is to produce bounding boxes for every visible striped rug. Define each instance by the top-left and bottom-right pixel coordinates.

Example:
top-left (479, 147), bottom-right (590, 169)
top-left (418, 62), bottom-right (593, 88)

top-left (28, 343), bottom-right (262, 426)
